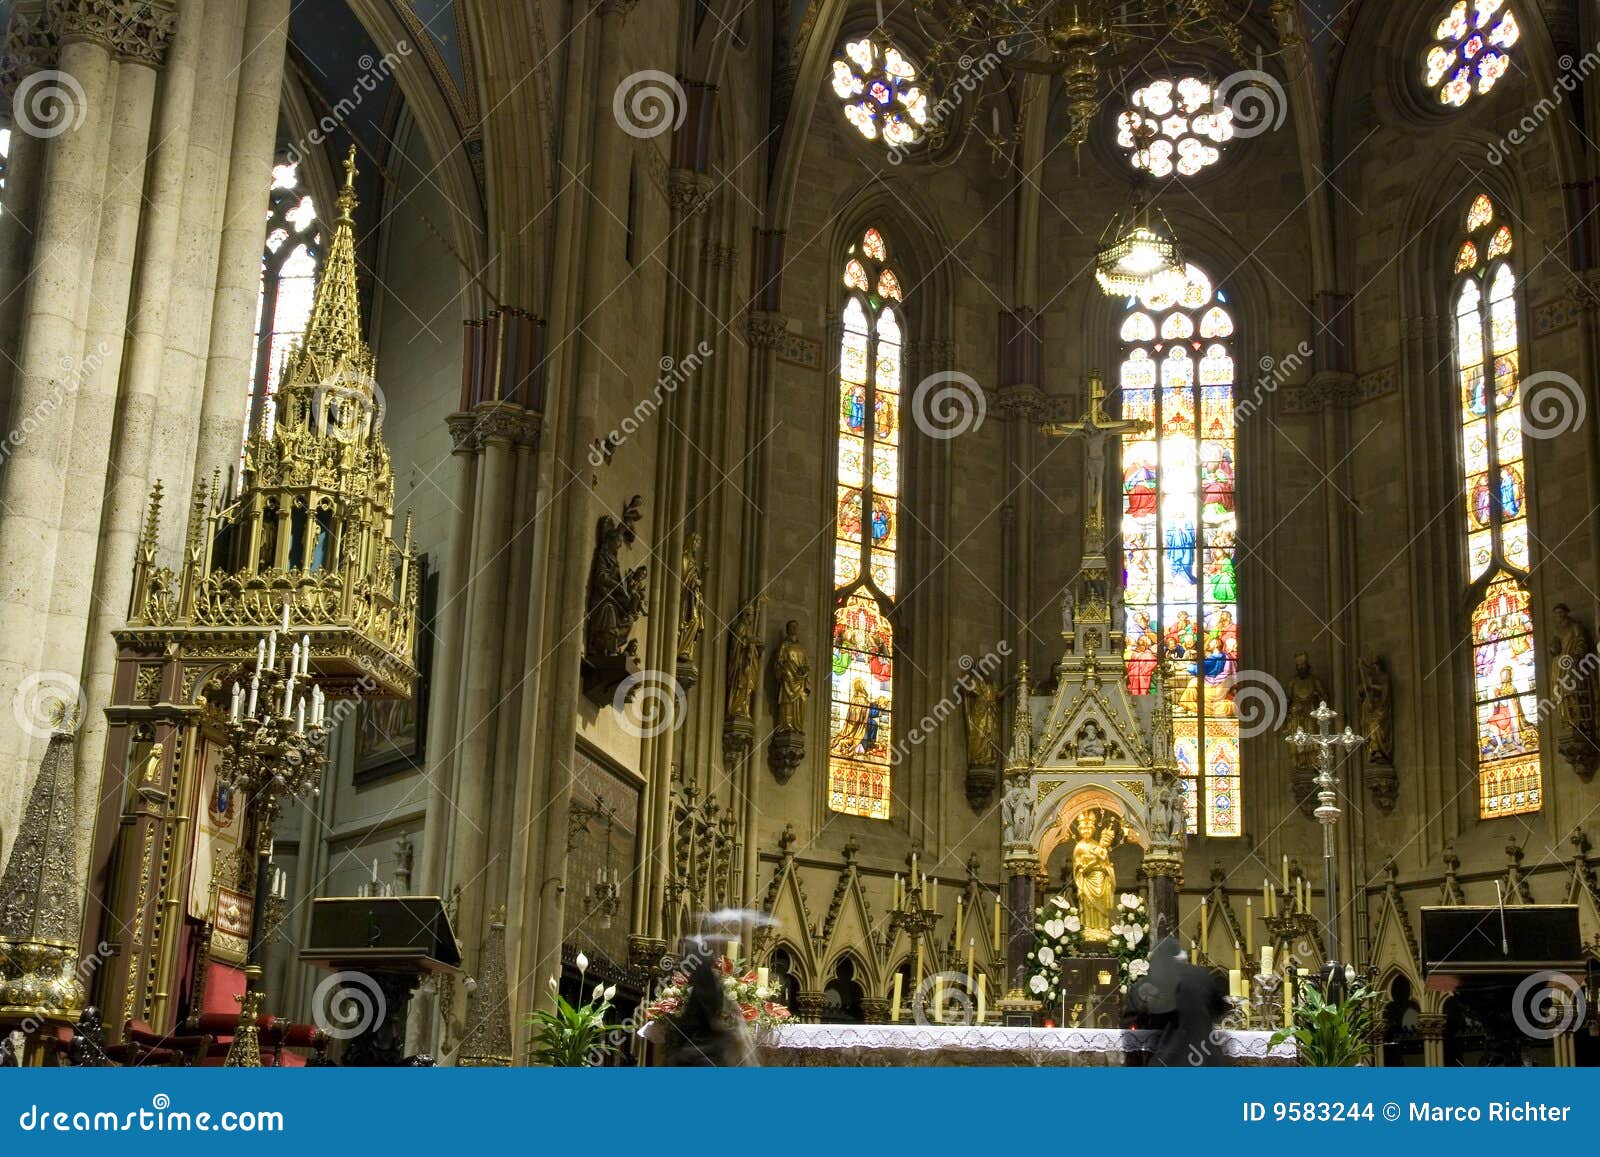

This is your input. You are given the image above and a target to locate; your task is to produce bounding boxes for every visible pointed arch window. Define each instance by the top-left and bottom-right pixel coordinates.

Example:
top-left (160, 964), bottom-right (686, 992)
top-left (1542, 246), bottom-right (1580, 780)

top-left (828, 227), bottom-right (902, 820)
top-left (1453, 194), bottom-right (1540, 818)
top-left (1119, 262), bottom-right (1240, 837)
top-left (241, 160), bottom-right (324, 480)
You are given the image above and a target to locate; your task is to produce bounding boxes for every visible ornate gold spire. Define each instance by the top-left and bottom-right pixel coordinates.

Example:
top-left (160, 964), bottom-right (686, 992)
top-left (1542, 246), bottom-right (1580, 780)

top-left (285, 146), bottom-right (376, 392)
top-left (123, 147), bottom-right (416, 697)
top-left (0, 728), bottom-right (86, 1029)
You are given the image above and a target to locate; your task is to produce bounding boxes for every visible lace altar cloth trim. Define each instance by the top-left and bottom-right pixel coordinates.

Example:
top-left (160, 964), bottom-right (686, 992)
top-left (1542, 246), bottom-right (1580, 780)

top-left (758, 1024), bottom-right (1296, 1065)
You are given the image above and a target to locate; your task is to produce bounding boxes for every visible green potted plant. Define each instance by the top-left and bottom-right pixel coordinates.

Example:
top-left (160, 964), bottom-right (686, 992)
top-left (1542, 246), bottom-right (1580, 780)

top-left (1270, 979), bottom-right (1382, 1066)
top-left (527, 952), bottom-right (620, 1067)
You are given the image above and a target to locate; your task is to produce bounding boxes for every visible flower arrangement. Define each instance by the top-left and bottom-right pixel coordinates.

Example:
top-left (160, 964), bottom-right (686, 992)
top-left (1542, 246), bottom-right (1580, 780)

top-left (527, 953), bottom-right (620, 1067)
top-left (1026, 891), bottom-right (1152, 1004)
top-left (643, 955), bottom-right (793, 1031)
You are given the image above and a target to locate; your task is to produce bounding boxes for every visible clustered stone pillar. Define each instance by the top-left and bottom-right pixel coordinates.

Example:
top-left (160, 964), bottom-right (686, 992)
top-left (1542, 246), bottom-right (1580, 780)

top-left (1000, 849), bottom-right (1038, 1015)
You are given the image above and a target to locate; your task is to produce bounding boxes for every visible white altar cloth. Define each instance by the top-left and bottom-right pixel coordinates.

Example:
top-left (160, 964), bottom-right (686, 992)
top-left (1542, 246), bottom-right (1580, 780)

top-left (756, 1023), bottom-right (1296, 1066)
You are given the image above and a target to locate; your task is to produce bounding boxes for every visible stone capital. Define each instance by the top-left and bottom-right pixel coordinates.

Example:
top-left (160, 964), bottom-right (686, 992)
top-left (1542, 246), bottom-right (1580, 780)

top-left (42, 0), bottom-right (174, 65)
top-left (667, 168), bottom-right (713, 217)
top-left (745, 310), bottom-right (789, 349)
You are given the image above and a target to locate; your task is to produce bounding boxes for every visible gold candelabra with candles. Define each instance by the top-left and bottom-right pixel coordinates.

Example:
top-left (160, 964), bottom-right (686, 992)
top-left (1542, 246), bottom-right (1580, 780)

top-left (887, 856), bottom-right (944, 1023)
top-left (219, 601), bottom-right (332, 985)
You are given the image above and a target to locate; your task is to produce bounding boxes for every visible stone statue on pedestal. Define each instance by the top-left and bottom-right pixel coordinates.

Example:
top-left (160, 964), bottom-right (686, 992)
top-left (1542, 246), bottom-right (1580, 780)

top-left (582, 495), bottom-right (647, 702)
top-left (1001, 778), bottom-right (1033, 847)
top-left (961, 674), bottom-right (1001, 769)
top-left (1283, 651), bottom-right (1327, 815)
top-left (1358, 654), bottom-right (1398, 811)
top-left (675, 531), bottom-right (707, 687)
top-left (1550, 603), bottom-right (1599, 779)
top-left (768, 619), bottom-right (809, 780)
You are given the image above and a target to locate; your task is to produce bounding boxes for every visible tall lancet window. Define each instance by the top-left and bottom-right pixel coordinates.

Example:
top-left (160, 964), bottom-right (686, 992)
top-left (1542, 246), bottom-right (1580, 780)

top-left (241, 160), bottom-right (324, 478)
top-left (828, 227), bottom-right (903, 820)
top-left (1453, 194), bottom-right (1541, 818)
top-left (1119, 263), bottom-right (1240, 837)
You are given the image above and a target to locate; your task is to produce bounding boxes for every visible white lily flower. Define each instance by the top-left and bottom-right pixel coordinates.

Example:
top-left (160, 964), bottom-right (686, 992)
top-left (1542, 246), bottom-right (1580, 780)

top-left (576, 951), bottom-right (589, 975)
top-left (604, 985), bottom-right (617, 1001)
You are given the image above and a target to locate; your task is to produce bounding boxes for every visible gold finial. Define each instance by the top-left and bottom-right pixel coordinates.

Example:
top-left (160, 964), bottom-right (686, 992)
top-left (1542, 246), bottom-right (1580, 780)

top-left (338, 144), bottom-right (358, 224)
top-left (283, 145), bottom-right (375, 391)
top-left (140, 482), bottom-right (163, 554)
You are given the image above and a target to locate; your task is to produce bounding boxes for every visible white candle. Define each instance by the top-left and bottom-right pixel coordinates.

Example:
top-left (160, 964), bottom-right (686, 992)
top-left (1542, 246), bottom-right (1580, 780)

top-left (1245, 898), bottom-right (1253, 955)
top-left (295, 699), bottom-right (305, 734)
top-left (266, 629), bottom-right (276, 672)
top-left (300, 634), bottom-right (310, 675)
top-left (955, 895), bottom-right (964, 941)
top-left (977, 974), bottom-right (987, 1023)
top-left (281, 601), bottom-right (291, 632)
top-left (247, 674), bottom-right (259, 718)
top-left (1228, 969), bottom-right (1243, 1000)
top-left (891, 973), bottom-right (903, 1022)
top-left (255, 638), bottom-right (265, 675)
top-left (757, 966), bottom-right (770, 992)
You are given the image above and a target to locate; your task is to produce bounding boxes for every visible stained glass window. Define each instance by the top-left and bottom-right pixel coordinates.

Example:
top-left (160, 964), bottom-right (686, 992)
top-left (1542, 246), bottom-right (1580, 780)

top-left (830, 37), bottom-right (929, 150)
top-left (1453, 194), bottom-right (1540, 818)
top-left (1116, 77), bottom-right (1234, 178)
top-left (829, 227), bottom-right (903, 820)
top-left (241, 160), bottom-right (324, 483)
top-left (1424, 0), bottom-right (1518, 108)
top-left (1119, 263), bottom-right (1240, 837)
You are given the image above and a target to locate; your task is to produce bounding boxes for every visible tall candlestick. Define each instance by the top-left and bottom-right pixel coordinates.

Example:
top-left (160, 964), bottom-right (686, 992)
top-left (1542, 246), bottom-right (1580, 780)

top-left (1245, 897), bottom-right (1253, 955)
top-left (1263, 877), bottom-right (1273, 918)
top-left (1283, 973), bottom-right (1294, 1028)
top-left (1282, 854), bottom-right (1290, 890)
top-left (993, 893), bottom-right (1003, 954)
top-left (1233, 941), bottom-right (1242, 971)
top-left (933, 973), bottom-right (943, 1024)
top-left (891, 973), bottom-right (903, 1022)
top-left (965, 938), bottom-right (976, 991)
top-left (955, 896), bottom-right (964, 941)
top-left (911, 853), bottom-right (918, 891)
top-left (928, 877), bottom-right (937, 911)
top-left (1199, 897), bottom-right (1208, 955)
top-left (977, 974), bottom-right (987, 1024)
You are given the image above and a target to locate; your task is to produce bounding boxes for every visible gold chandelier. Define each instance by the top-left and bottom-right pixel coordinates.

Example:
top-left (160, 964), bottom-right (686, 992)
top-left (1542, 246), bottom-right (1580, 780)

top-left (1094, 194), bottom-right (1185, 297)
top-left (906, 0), bottom-right (1252, 152)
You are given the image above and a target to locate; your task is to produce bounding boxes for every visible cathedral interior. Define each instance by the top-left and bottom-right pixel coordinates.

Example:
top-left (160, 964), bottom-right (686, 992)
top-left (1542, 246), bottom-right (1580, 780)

top-left (1, 0), bottom-right (1600, 1068)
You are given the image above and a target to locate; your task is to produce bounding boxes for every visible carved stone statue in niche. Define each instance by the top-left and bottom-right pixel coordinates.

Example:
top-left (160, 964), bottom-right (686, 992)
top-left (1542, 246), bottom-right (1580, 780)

top-left (1358, 654), bottom-right (1398, 812)
top-left (675, 531), bottom-right (707, 689)
top-left (1075, 721), bottom-right (1107, 760)
top-left (1283, 650), bottom-right (1327, 815)
top-left (581, 494), bottom-right (647, 702)
top-left (1550, 603), bottom-right (1600, 779)
top-left (1149, 771), bottom-right (1187, 850)
top-left (723, 595), bottom-right (767, 761)
top-left (1001, 776), bottom-right (1033, 847)
top-left (768, 619), bottom-right (810, 780)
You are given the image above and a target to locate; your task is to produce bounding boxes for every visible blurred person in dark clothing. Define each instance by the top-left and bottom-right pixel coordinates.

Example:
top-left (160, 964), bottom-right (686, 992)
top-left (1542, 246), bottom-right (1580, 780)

top-left (658, 938), bottom-right (754, 1067)
top-left (1125, 936), bottom-right (1231, 1066)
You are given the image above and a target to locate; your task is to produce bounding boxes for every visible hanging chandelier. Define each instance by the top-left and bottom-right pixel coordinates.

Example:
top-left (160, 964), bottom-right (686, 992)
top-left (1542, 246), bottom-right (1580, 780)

top-left (903, 0), bottom-right (1254, 153)
top-left (1094, 195), bottom-right (1185, 297)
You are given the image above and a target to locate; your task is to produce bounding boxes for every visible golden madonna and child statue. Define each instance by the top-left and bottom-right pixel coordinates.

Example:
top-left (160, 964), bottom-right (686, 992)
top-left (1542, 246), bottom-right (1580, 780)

top-left (1070, 809), bottom-right (1123, 943)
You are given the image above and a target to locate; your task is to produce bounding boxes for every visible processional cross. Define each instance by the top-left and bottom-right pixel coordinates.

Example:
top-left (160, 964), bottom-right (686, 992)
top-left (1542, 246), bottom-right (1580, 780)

top-left (1042, 372), bottom-right (1151, 555)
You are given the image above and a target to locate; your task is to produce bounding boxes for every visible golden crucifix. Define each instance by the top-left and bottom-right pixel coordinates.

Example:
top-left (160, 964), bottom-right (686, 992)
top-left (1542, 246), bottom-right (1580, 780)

top-left (1041, 372), bottom-right (1151, 555)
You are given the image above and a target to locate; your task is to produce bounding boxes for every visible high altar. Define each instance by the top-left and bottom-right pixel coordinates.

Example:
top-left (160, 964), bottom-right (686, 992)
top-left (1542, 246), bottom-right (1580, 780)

top-left (997, 374), bottom-right (1188, 1020)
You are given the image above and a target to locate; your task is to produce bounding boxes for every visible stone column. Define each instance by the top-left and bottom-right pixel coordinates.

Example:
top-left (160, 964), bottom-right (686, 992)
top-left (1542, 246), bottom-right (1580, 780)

top-left (77, 0), bottom-right (201, 861)
top-left (793, 991), bottom-right (827, 1025)
top-left (146, 0), bottom-right (246, 548)
top-left (0, 22), bottom-right (118, 864)
top-left (998, 848), bottom-right (1039, 1018)
top-left (1418, 1012), bottom-right (1446, 1067)
top-left (1139, 851), bottom-right (1183, 944)
top-left (194, 0), bottom-right (289, 484)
